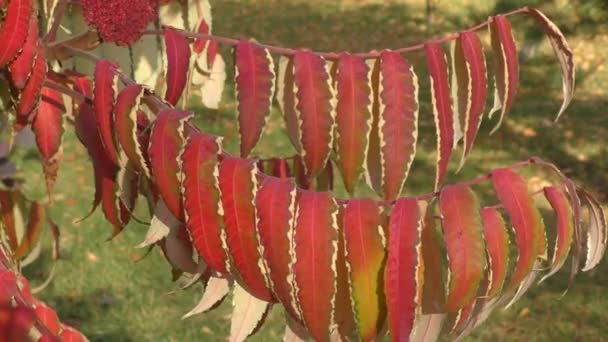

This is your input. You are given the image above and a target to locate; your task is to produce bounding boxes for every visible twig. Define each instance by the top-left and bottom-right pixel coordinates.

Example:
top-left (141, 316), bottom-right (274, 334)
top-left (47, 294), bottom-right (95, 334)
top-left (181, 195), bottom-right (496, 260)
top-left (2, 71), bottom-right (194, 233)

top-left (43, 0), bottom-right (70, 43)
top-left (145, 7), bottom-right (529, 59)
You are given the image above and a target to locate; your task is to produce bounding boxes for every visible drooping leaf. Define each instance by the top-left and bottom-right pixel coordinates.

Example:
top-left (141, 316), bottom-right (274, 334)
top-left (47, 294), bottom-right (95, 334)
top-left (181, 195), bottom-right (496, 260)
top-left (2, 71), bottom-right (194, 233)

top-left (230, 283), bottom-right (270, 342)
top-left (32, 87), bottom-right (65, 197)
top-left (13, 202), bottom-right (44, 259)
top-left (182, 132), bottom-right (228, 275)
top-left (271, 158), bottom-right (291, 178)
top-left (15, 48), bottom-right (46, 119)
top-left (425, 43), bottom-right (454, 191)
top-left (411, 314), bottom-right (445, 342)
top-left (292, 50), bottom-right (336, 178)
top-left (420, 204), bottom-right (446, 314)
top-left (234, 40), bottom-right (276, 157)
top-left (292, 190), bottom-right (338, 342)
top-left (526, 8), bottom-right (574, 121)
top-left (193, 18), bottom-right (211, 54)
top-left (439, 184), bottom-right (485, 312)
top-left (136, 199), bottom-right (178, 248)
top-left (578, 188), bottom-right (607, 272)
top-left (540, 186), bottom-right (574, 281)
top-left (255, 176), bottom-right (300, 320)
top-left (488, 15), bottom-right (519, 133)
top-left (74, 102), bottom-right (115, 221)
top-left (164, 28), bottom-right (191, 106)
top-left (452, 31), bottom-right (487, 168)
top-left (333, 205), bottom-right (357, 341)
top-left (93, 59), bottom-right (120, 166)
top-left (113, 84), bottom-right (150, 177)
top-left (148, 108), bottom-right (193, 221)
top-left (334, 53), bottom-right (372, 194)
top-left (342, 199), bottom-right (386, 341)
top-left (491, 168), bottom-right (544, 291)
top-left (0, 191), bottom-right (19, 252)
top-left (384, 198), bottom-right (424, 341)
top-left (479, 207), bottom-right (510, 298)
top-left (219, 157), bottom-right (273, 302)
top-left (100, 169), bottom-right (131, 237)
top-left (276, 56), bottom-right (302, 152)
top-left (8, 16), bottom-right (38, 90)
top-left (378, 50), bottom-right (419, 200)
top-left (364, 57), bottom-right (382, 195)
top-left (183, 276), bottom-right (230, 319)
top-left (0, 0), bottom-right (33, 68)
top-left (162, 224), bottom-right (199, 274)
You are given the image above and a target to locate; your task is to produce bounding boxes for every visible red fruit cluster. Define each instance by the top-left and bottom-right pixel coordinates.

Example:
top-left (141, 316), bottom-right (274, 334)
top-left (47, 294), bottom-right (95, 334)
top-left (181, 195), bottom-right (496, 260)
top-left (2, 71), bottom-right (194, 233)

top-left (81, 0), bottom-right (159, 46)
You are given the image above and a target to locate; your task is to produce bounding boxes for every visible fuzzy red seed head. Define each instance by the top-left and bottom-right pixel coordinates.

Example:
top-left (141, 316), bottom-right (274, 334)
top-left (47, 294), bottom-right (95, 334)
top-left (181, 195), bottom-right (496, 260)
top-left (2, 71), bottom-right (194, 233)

top-left (81, 0), bottom-right (159, 46)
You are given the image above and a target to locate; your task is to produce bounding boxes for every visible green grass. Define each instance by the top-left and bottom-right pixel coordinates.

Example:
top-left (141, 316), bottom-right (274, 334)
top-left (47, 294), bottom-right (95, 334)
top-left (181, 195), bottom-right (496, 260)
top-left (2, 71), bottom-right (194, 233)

top-left (16, 0), bottom-right (608, 341)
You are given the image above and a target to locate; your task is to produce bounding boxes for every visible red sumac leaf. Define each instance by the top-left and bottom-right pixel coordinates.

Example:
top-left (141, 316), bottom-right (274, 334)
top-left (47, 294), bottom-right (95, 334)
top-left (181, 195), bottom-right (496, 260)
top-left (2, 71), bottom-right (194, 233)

top-left (421, 205), bottom-right (446, 313)
top-left (293, 50), bottom-right (336, 178)
top-left (164, 28), bottom-right (191, 106)
top-left (480, 207), bottom-right (510, 298)
top-left (8, 16), bottom-right (38, 90)
top-left (271, 158), bottom-right (291, 178)
top-left (540, 186), bottom-right (573, 281)
top-left (93, 59), bottom-right (120, 166)
top-left (182, 132), bottom-right (228, 275)
top-left (334, 205), bottom-right (357, 341)
top-left (342, 199), bottom-right (386, 341)
top-left (439, 185), bottom-right (485, 312)
top-left (255, 176), bottom-right (300, 320)
top-left (219, 157), bottom-right (273, 301)
top-left (16, 47), bottom-right (46, 119)
top-left (113, 84), bottom-right (150, 177)
top-left (33, 301), bottom-right (60, 336)
top-left (334, 54), bottom-right (372, 194)
top-left (292, 190), bottom-right (338, 342)
top-left (148, 108), bottom-right (193, 221)
top-left (365, 58), bottom-right (382, 195)
top-left (32, 87), bottom-right (65, 196)
top-left (378, 51), bottom-right (419, 200)
top-left (491, 168), bottom-right (544, 291)
top-left (578, 188), bottom-right (607, 272)
top-left (193, 18), bottom-right (210, 54)
top-left (425, 43), bottom-right (454, 191)
top-left (234, 40), bottom-right (275, 157)
top-left (488, 15), bottom-right (519, 133)
top-left (526, 8), bottom-right (574, 120)
top-left (60, 325), bottom-right (88, 342)
top-left (74, 103), bottom-right (115, 221)
top-left (277, 56), bottom-right (302, 152)
top-left (101, 170), bottom-right (131, 237)
top-left (384, 198), bottom-right (423, 341)
top-left (0, 0), bottom-right (33, 68)
top-left (453, 31), bottom-right (487, 168)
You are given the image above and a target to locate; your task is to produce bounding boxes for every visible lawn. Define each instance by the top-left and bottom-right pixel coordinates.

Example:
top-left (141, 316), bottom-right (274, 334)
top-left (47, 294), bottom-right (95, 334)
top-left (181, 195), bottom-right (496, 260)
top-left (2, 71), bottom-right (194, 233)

top-left (16, 0), bottom-right (608, 341)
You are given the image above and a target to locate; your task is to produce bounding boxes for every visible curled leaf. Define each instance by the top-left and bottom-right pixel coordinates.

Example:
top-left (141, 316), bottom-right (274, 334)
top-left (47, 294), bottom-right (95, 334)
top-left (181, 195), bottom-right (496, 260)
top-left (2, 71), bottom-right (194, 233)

top-left (480, 207), bottom-right (510, 298)
top-left (8, 16), bottom-right (38, 90)
top-left (93, 59), bottom-right (120, 166)
top-left (114, 84), bottom-right (150, 177)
